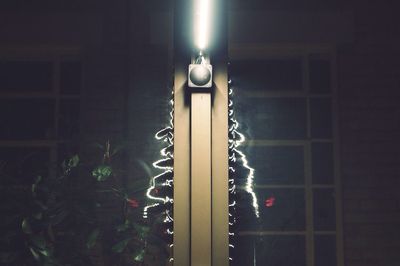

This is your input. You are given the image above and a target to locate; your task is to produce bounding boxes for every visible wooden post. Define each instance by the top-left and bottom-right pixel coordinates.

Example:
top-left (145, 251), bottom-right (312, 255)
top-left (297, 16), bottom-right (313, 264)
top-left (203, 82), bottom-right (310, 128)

top-left (191, 93), bottom-right (212, 266)
top-left (173, 0), bottom-right (228, 265)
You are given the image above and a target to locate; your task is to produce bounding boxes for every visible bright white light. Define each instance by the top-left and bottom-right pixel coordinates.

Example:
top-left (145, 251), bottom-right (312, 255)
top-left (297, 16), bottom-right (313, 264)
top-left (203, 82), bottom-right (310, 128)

top-left (228, 87), bottom-right (260, 218)
top-left (143, 92), bottom-right (175, 220)
top-left (194, 0), bottom-right (211, 50)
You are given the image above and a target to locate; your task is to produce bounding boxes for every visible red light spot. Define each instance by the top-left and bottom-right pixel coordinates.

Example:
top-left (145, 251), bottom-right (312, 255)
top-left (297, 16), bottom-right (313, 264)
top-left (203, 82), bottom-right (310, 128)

top-left (265, 196), bottom-right (275, 208)
top-left (127, 198), bottom-right (139, 208)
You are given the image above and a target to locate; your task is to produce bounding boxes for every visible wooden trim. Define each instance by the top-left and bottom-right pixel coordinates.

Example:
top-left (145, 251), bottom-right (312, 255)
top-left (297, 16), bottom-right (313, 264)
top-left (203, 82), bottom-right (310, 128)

top-left (0, 93), bottom-right (80, 99)
top-left (229, 43), bottom-right (333, 60)
top-left (239, 231), bottom-right (307, 236)
top-left (212, 57), bottom-right (229, 266)
top-left (0, 140), bottom-right (62, 147)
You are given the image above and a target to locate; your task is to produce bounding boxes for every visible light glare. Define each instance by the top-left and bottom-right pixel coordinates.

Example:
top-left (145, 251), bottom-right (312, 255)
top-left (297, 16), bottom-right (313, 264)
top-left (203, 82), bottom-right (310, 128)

top-left (194, 0), bottom-right (211, 50)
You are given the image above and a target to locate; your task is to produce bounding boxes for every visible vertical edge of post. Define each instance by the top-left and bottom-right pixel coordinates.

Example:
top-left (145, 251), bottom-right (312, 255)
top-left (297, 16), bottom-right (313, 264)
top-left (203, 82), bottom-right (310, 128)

top-left (212, 62), bottom-right (229, 266)
top-left (173, 65), bottom-right (191, 265)
top-left (173, 0), bottom-right (191, 264)
top-left (212, 0), bottom-right (229, 264)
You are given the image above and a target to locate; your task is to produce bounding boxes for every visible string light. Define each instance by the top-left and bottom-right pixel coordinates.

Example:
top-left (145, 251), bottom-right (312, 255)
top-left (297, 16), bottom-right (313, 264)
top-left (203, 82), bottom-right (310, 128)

top-left (228, 75), bottom-right (260, 262)
top-left (143, 90), bottom-right (174, 264)
top-left (143, 73), bottom-right (258, 263)
top-left (228, 84), bottom-right (260, 218)
top-left (143, 92), bottom-right (174, 219)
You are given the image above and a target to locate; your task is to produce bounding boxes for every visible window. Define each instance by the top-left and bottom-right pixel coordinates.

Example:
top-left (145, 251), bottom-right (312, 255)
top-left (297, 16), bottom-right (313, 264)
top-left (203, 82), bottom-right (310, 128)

top-left (0, 49), bottom-right (82, 256)
top-left (230, 45), bottom-right (343, 266)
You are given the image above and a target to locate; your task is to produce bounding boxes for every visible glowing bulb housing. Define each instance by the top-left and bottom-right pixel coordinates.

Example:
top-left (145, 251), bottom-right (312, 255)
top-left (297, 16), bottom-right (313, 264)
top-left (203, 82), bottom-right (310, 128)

top-left (188, 64), bottom-right (212, 88)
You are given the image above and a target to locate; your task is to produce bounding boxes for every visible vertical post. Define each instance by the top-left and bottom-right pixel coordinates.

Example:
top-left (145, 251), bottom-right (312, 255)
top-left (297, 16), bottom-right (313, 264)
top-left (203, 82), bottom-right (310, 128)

top-left (173, 0), bottom-right (228, 265)
top-left (191, 93), bottom-right (212, 265)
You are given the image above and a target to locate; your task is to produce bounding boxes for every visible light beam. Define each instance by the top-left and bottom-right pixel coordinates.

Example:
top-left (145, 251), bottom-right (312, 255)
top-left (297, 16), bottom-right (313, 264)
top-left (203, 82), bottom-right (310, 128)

top-left (194, 0), bottom-right (211, 51)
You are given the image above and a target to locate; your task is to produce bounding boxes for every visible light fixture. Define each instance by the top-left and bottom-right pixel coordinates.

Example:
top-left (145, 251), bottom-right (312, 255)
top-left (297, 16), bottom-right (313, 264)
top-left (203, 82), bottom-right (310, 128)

top-left (189, 0), bottom-right (213, 89)
top-left (188, 62), bottom-right (212, 88)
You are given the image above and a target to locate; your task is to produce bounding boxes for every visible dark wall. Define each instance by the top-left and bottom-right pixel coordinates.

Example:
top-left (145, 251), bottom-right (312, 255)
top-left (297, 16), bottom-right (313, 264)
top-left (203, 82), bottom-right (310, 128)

top-left (338, 1), bottom-right (400, 266)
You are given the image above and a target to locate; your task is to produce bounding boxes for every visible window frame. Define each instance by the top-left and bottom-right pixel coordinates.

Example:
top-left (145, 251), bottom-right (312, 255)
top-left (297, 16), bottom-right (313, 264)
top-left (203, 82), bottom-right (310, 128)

top-left (0, 45), bottom-right (83, 177)
top-left (229, 43), bottom-right (344, 266)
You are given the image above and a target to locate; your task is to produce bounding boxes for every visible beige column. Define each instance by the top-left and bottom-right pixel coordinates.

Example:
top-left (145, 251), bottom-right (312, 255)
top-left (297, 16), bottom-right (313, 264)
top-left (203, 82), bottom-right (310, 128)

top-left (191, 93), bottom-right (212, 266)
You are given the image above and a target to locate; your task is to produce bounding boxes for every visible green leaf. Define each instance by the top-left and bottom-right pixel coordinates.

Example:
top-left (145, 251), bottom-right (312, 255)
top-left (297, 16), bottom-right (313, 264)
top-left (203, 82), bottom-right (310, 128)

top-left (116, 223), bottom-right (130, 233)
top-left (111, 144), bottom-right (124, 156)
top-left (92, 165), bottom-right (112, 181)
top-left (38, 249), bottom-right (50, 257)
top-left (30, 235), bottom-right (46, 250)
top-left (111, 238), bottom-right (132, 253)
top-left (92, 142), bottom-right (104, 150)
top-left (68, 155), bottom-right (79, 168)
top-left (86, 228), bottom-right (100, 249)
top-left (133, 249), bottom-right (145, 262)
top-left (133, 223), bottom-right (150, 239)
top-left (32, 175), bottom-right (42, 196)
top-left (29, 247), bottom-right (40, 261)
top-left (50, 210), bottom-right (69, 225)
top-left (22, 218), bottom-right (32, 234)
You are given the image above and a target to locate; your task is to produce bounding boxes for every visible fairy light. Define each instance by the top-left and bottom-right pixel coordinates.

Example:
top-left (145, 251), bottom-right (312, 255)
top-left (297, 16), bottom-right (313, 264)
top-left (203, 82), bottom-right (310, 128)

top-left (143, 92), bottom-right (174, 220)
top-left (228, 84), bottom-right (260, 218)
top-left (143, 70), bottom-right (258, 263)
top-left (227, 73), bottom-right (260, 262)
top-left (143, 88), bottom-right (174, 266)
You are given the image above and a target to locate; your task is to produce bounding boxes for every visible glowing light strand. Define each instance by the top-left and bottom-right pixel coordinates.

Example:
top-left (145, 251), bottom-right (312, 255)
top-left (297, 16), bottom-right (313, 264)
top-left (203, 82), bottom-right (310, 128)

top-left (228, 82), bottom-right (260, 218)
top-left (227, 74), bottom-right (260, 261)
top-left (143, 91), bottom-right (175, 225)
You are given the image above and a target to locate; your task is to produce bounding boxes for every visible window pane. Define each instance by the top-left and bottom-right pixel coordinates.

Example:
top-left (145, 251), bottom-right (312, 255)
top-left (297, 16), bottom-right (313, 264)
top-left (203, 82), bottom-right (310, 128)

top-left (309, 59), bottom-right (331, 93)
top-left (0, 99), bottom-right (55, 139)
top-left (248, 146), bottom-right (304, 185)
top-left (310, 98), bottom-right (332, 138)
top-left (0, 61), bottom-right (53, 92)
top-left (60, 61), bottom-right (82, 95)
top-left (238, 98), bottom-right (307, 139)
top-left (313, 188), bottom-right (336, 231)
top-left (232, 235), bottom-right (306, 266)
top-left (57, 143), bottom-right (80, 165)
top-left (0, 147), bottom-right (50, 185)
top-left (315, 235), bottom-right (337, 266)
top-left (59, 99), bottom-right (80, 139)
top-left (237, 188), bottom-right (305, 231)
top-left (312, 143), bottom-right (334, 184)
top-left (230, 59), bottom-right (303, 91)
